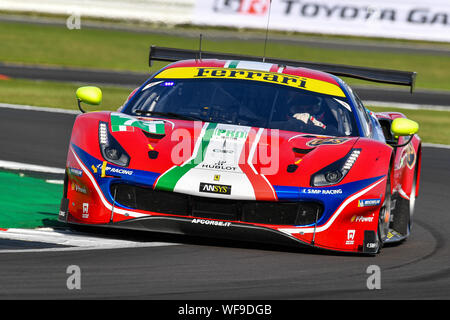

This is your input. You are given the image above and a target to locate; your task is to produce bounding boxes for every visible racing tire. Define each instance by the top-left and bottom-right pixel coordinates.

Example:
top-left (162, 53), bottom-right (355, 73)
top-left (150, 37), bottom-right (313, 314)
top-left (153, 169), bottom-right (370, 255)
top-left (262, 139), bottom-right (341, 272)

top-left (391, 165), bottom-right (418, 237)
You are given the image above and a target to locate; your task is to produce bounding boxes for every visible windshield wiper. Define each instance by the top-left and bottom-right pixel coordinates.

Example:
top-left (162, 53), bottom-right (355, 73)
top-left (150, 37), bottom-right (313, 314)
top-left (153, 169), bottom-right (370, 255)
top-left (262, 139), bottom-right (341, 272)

top-left (133, 110), bottom-right (205, 121)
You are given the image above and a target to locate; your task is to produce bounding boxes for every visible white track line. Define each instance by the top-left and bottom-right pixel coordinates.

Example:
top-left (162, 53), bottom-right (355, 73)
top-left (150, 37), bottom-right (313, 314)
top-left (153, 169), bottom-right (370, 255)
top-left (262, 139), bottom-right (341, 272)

top-left (0, 160), bottom-right (65, 174)
top-left (422, 142), bottom-right (450, 150)
top-left (0, 228), bottom-right (180, 253)
top-left (0, 102), bottom-right (80, 114)
top-left (364, 100), bottom-right (450, 112)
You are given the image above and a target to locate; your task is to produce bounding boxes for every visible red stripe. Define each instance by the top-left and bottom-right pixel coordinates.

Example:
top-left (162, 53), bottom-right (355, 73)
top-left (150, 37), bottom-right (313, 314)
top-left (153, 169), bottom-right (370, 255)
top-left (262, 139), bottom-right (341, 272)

top-left (239, 128), bottom-right (277, 201)
top-left (269, 64), bottom-right (279, 73)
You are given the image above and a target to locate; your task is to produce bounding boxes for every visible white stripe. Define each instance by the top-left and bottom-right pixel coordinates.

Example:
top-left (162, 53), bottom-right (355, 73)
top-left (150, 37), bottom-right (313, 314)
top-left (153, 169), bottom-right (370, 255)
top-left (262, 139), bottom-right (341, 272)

top-left (0, 228), bottom-right (179, 253)
top-left (0, 160), bottom-right (65, 174)
top-left (0, 102), bottom-right (80, 114)
top-left (247, 128), bottom-right (264, 175)
top-left (278, 177), bottom-right (385, 235)
top-left (365, 100), bottom-right (450, 112)
top-left (398, 187), bottom-right (410, 200)
top-left (45, 179), bottom-right (64, 184)
top-left (423, 142), bottom-right (450, 149)
top-left (235, 61), bottom-right (274, 72)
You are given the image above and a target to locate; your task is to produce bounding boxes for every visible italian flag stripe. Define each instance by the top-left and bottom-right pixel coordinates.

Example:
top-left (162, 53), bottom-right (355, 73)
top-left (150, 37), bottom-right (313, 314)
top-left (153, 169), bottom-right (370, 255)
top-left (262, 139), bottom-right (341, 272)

top-left (155, 122), bottom-right (217, 191)
top-left (227, 60), bottom-right (240, 69)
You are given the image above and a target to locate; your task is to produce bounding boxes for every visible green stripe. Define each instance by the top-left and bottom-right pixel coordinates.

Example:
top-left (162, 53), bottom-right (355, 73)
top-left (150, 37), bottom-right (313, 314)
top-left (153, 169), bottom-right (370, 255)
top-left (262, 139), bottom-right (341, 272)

top-left (155, 123), bottom-right (217, 191)
top-left (228, 60), bottom-right (240, 69)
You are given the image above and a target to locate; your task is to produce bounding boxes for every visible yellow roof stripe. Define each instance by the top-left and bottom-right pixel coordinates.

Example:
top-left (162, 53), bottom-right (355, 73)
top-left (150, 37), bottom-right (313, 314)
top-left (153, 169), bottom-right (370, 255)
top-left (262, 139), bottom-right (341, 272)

top-left (155, 67), bottom-right (346, 97)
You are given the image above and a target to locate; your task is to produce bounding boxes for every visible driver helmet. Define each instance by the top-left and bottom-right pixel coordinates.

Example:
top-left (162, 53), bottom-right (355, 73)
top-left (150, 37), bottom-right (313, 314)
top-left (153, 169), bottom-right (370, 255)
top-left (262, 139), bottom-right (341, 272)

top-left (289, 95), bottom-right (322, 115)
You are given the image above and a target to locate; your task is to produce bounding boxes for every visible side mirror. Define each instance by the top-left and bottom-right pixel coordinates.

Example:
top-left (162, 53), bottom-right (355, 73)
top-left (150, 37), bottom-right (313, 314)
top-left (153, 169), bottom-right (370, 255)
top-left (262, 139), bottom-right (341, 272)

top-left (391, 118), bottom-right (419, 137)
top-left (76, 86), bottom-right (102, 113)
top-left (389, 118), bottom-right (419, 147)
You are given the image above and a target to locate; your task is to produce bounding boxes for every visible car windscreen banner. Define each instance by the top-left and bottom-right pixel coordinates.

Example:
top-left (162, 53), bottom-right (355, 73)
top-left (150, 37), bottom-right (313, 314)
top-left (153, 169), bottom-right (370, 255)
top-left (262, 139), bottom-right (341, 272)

top-left (193, 0), bottom-right (450, 42)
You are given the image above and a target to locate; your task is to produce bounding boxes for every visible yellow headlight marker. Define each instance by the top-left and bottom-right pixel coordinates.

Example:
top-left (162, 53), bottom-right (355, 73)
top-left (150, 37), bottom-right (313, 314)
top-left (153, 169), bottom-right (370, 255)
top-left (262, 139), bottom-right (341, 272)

top-left (101, 161), bottom-right (107, 177)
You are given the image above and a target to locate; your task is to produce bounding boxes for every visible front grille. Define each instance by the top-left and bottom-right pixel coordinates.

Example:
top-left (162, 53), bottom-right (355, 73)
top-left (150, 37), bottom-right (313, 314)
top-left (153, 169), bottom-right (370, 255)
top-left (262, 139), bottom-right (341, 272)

top-left (111, 184), bottom-right (323, 226)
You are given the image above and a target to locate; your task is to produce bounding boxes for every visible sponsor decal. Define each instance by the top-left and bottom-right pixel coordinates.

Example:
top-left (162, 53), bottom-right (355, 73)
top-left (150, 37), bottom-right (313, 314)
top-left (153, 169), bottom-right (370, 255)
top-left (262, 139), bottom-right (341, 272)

top-left (358, 199), bottom-right (381, 207)
top-left (201, 160), bottom-right (237, 172)
top-left (105, 167), bottom-right (133, 176)
top-left (212, 148), bottom-right (234, 154)
top-left (214, 174), bottom-right (221, 181)
top-left (301, 188), bottom-right (343, 195)
top-left (213, 127), bottom-right (248, 140)
top-left (191, 219), bottom-right (232, 227)
top-left (91, 163), bottom-right (133, 176)
top-left (82, 203), bottom-right (89, 219)
top-left (110, 114), bottom-right (165, 135)
top-left (351, 214), bottom-right (375, 223)
top-left (68, 167), bottom-right (83, 177)
top-left (199, 182), bottom-right (232, 195)
top-left (154, 67), bottom-right (346, 97)
top-left (72, 183), bottom-right (87, 194)
top-left (366, 242), bottom-right (377, 250)
top-left (404, 143), bottom-right (416, 169)
top-left (346, 229), bottom-right (356, 245)
top-left (214, 0), bottom-right (270, 15)
top-left (306, 138), bottom-right (348, 147)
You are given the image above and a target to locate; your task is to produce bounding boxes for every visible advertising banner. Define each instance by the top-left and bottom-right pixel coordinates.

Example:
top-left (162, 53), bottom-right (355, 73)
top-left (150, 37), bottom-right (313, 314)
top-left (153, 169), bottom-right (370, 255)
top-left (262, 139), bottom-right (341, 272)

top-left (2, 0), bottom-right (450, 42)
top-left (0, 0), bottom-right (196, 24)
top-left (194, 0), bottom-right (450, 42)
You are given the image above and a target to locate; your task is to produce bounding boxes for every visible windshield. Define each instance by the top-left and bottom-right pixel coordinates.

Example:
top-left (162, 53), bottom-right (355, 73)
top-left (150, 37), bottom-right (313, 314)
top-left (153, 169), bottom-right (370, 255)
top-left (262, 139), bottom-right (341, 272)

top-left (125, 77), bottom-right (358, 137)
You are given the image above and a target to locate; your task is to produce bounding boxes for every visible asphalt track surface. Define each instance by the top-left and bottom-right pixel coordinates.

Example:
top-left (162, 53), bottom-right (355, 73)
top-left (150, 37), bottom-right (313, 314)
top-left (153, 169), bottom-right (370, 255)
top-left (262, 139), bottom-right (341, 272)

top-left (0, 107), bottom-right (450, 301)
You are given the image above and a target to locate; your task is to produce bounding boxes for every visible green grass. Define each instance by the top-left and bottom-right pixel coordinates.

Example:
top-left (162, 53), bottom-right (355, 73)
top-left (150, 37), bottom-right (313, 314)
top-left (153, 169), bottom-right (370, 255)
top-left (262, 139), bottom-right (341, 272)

top-left (0, 78), bottom-right (132, 110)
top-left (1, 21), bottom-right (450, 91)
top-left (0, 20), bottom-right (448, 145)
top-left (368, 106), bottom-right (450, 145)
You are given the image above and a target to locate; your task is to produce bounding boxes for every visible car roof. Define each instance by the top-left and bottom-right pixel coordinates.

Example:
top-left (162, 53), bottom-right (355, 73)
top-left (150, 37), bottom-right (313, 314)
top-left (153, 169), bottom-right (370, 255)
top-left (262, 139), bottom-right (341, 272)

top-left (162, 59), bottom-right (342, 87)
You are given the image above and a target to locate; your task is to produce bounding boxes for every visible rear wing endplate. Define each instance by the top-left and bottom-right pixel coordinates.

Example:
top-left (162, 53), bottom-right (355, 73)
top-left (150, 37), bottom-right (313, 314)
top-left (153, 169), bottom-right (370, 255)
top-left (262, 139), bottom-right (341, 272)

top-left (149, 45), bottom-right (416, 93)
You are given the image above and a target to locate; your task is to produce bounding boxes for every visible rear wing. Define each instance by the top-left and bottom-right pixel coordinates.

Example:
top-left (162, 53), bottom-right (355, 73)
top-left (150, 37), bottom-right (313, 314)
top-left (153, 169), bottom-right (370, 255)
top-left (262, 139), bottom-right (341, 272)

top-left (149, 45), bottom-right (416, 93)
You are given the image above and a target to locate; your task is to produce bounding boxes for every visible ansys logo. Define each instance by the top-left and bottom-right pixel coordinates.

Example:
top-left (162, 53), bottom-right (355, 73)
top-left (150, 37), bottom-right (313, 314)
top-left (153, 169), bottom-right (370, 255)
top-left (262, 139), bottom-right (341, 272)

top-left (199, 182), bottom-right (232, 195)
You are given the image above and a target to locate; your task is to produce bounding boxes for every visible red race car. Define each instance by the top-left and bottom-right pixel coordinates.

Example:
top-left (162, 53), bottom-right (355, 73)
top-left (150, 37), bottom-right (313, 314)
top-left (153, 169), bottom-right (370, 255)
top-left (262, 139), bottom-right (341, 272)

top-left (59, 47), bottom-right (421, 254)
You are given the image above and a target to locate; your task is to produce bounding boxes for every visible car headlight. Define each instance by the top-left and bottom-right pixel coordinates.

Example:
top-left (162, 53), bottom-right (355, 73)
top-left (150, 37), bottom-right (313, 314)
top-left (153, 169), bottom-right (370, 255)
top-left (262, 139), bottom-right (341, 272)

top-left (311, 149), bottom-right (361, 186)
top-left (98, 121), bottom-right (130, 167)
